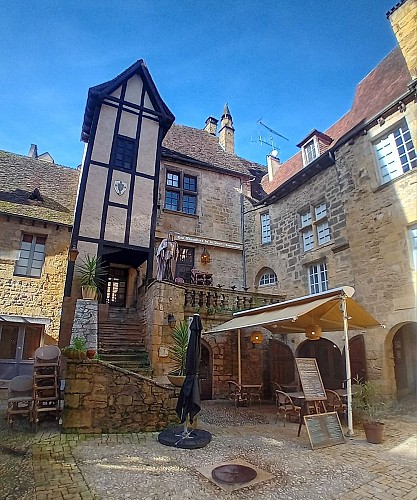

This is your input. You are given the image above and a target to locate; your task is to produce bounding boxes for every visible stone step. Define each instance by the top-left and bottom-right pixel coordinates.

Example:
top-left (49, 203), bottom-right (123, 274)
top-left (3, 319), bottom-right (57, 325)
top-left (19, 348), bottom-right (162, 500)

top-left (98, 322), bottom-right (145, 353)
top-left (99, 351), bottom-right (151, 375)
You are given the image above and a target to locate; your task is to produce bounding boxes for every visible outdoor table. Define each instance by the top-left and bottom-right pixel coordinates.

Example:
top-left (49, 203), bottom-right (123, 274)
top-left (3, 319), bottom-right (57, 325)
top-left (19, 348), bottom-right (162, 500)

top-left (280, 384), bottom-right (299, 392)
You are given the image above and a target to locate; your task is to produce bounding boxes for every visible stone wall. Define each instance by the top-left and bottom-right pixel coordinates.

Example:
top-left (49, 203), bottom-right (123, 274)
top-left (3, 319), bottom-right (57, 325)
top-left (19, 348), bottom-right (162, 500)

top-left (0, 215), bottom-right (71, 340)
top-left (70, 299), bottom-right (98, 350)
top-left (63, 359), bottom-right (179, 433)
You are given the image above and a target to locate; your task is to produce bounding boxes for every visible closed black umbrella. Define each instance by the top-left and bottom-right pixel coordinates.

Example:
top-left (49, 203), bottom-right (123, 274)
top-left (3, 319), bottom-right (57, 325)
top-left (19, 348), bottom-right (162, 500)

top-left (176, 314), bottom-right (202, 424)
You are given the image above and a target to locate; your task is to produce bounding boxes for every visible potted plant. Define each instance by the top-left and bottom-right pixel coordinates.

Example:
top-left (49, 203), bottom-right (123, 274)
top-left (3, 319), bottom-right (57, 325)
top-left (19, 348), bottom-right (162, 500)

top-left (167, 319), bottom-right (189, 387)
top-left (352, 380), bottom-right (389, 444)
top-left (75, 254), bottom-right (107, 300)
top-left (62, 336), bottom-right (88, 360)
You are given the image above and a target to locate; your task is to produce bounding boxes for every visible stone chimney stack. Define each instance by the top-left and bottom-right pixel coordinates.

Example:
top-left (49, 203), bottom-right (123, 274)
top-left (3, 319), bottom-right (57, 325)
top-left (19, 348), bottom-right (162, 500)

top-left (267, 153), bottom-right (281, 182)
top-left (28, 144), bottom-right (38, 158)
top-left (219, 103), bottom-right (235, 154)
top-left (387, 0), bottom-right (417, 81)
top-left (203, 116), bottom-right (218, 135)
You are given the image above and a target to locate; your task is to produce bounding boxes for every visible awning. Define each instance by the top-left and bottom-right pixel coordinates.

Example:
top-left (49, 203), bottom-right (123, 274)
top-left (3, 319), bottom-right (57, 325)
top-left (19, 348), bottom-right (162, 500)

top-left (206, 286), bottom-right (381, 334)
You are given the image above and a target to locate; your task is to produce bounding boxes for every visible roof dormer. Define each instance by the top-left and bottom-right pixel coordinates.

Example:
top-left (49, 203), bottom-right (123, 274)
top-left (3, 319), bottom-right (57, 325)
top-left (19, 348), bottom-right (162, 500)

top-left (297, 129), bottom-right (332, 167)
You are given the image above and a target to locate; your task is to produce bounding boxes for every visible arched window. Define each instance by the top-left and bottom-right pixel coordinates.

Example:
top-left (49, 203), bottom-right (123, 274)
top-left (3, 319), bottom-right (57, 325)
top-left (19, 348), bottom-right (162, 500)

top-left (259, 269), bottom-right (278, 287)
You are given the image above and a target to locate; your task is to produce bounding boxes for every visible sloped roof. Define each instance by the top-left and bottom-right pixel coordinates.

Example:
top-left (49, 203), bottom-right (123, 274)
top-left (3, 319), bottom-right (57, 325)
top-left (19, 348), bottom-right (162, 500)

top-left (261, 47), bottom-right (412, 195)
top-left (0, 151), bottom-right (79, 225)
top-left (82, 60), bottom-right (175, 142)
top-left (162, 124), bottom-right (266, 177)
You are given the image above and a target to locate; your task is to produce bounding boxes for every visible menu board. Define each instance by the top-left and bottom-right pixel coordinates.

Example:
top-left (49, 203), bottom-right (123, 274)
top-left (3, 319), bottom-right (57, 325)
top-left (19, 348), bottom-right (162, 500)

top-left (304, 412), bottom-right (345, 450)
top-left (295, 358), bottom-right (327, 401)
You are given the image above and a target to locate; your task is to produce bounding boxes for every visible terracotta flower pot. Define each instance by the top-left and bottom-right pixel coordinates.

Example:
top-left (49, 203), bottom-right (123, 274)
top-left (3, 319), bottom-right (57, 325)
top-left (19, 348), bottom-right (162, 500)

top-left (167, 374), bottom-right (186, 387)
top-left (86, 349), bottom-right (96, 359)
top-left (363, 421), bottom-right (385, 444)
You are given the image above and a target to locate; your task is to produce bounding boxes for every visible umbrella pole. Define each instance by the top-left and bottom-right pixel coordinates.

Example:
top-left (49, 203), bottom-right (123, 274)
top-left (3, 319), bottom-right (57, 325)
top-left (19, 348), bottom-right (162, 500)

top-left (341, 294), bottom-right (354, 437)
top-left (237, 329), bottom-right (242, 386)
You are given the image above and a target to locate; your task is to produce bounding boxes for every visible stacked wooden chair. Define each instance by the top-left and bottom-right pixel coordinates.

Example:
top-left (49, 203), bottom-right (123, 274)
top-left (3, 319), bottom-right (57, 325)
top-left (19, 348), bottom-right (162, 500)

top-left (6, 375), bottom-right (34, 428)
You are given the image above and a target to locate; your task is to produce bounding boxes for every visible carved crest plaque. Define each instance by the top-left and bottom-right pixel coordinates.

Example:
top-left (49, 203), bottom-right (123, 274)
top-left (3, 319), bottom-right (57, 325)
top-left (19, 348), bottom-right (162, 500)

top-left (114, 180), bottom-right (127, 196)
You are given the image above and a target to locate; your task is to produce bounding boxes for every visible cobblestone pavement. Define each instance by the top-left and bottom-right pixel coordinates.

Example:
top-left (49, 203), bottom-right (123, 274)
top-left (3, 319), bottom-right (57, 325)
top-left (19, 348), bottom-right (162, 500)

top-left (1, 390), bottom-right (416, 500)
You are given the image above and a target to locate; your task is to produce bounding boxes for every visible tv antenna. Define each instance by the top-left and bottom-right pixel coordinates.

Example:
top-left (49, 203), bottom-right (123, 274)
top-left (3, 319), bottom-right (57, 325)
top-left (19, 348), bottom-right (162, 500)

top-left (251, 118), bottom-right (289, 156)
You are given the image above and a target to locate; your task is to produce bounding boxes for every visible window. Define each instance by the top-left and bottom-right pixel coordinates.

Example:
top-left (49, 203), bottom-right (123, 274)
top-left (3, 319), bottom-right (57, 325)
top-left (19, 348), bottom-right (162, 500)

top-left (14, 234), bottom-right (46, 277)
top-left (260, 212), bottom-right (271, 244)
top-left (374, 121), bottom-right (416, 184)
top-left (409, 224), bottom-right (417, 270)
top-left (113, 135), bottom-right (135, 170)
top-left (303, 139), bottom-right (318, 165)
top-left (164, 171), bottom-right (197, 214)
top-left (300, 202), bottom-right (331, 251)
top-left (308, 261), bottom-right (328, 294)
top-left (259, 270), bottom-right (278, 287)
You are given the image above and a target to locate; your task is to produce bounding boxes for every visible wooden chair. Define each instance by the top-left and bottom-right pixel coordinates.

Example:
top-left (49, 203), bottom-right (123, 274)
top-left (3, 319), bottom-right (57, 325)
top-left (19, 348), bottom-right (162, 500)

top-left (248, 384), bottom-right (263, 406)
top-left (7, 375), bottom-right (34, 428)
top-left (275, 390), bottom-right (301, 426)
top-left (271, 382), bottom-right (283, 404)
top-left (325, 389), bottom-right (347, 420)
top-left (228, 381), bottom-right (248, 408)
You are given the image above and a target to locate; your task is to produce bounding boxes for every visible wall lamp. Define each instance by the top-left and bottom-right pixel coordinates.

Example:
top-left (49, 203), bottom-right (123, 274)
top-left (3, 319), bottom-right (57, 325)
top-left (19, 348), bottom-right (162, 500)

top-left (68, 245), bottom-right (79, 263)
top-left (201, 247), bottom-right (211, 264)
top-left (167, 313), bottom-right (176, 329)
top-left (250, 331), bottom-right (264, 345)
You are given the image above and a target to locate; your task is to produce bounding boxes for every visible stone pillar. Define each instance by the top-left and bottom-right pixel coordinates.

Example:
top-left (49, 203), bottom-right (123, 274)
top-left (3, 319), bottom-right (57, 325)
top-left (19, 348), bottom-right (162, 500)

top-left (70, 299), bottom-right (98, 350)
top-left (219, 103), bottom-right (235, 153)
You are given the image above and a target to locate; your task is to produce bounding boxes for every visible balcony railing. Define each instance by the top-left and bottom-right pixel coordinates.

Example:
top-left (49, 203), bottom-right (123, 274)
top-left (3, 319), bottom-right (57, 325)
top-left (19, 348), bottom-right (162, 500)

top-left (184, 284), bottom-right (284, 315)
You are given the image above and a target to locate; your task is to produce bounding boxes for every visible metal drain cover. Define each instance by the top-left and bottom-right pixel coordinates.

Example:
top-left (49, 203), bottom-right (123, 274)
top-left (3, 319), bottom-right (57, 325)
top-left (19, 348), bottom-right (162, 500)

top-left (212, 464), bottom-right (257, 484)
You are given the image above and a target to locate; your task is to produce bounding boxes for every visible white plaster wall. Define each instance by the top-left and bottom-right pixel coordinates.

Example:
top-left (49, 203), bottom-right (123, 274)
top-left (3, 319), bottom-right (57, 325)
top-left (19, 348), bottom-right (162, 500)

top-left (79, 164), bottom-right (107, 239)
top-left (111, 86), bottom-right (122, 99)
top-left (109, 170), bottom-right (131, 205)
top-left (124, 75), bottom-right (143, 105)
top-left (130, 177), bottom-right (154, 247)
top-left (104, 206), bottom-right (127, 242)
top-left (143, 92), bottom-right (154, 110)
top-left (119, 110), bottom-right (138, 138)
top-left (137, 118), bottom-right (158, 176)
top-left (91, 104), bottom-right (117, 164)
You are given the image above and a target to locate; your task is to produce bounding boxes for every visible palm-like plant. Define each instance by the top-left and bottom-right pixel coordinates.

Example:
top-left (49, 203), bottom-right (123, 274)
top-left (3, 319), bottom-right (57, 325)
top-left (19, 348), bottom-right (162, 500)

top-left (168, 320), bottom-right (189, 376)
top-left (75, 255), bottom-right (107, 299)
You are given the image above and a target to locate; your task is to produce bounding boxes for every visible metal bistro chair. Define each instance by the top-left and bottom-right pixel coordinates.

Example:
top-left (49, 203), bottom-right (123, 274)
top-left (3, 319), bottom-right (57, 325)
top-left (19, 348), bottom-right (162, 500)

top-left (275, 390), bottom-right (301, 426)
top-left (271, 382), bottom-right (283, 405)
top-left (228, 381), bottom-right (248, 408)
top-left (248, 384), bottom-right (263, 406)
top-left (325, 389), bottom-right (347, 421)
top-left (7, 375), bottom-right (34, 428)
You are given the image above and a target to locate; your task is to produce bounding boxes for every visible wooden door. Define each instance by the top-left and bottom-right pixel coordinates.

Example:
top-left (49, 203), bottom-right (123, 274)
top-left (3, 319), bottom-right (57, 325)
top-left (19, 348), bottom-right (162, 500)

top-left (199, 341), bottom-right (212, 400)
top-left (298, 339), bottom-right (343, 389)
top-left (347, 334), bottom-right (367, 383)
top-left (269, 339), bottom-right (295, 385)
top-left (393, 329), bottom-right (408, 390)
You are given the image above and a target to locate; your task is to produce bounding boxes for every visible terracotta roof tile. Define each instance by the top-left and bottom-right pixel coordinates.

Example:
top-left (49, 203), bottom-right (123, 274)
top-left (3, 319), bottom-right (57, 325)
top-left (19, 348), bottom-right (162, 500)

top-left (0, 151), bottom-right (79, 225)
top-left (262, 47), bottom-right (411, 194)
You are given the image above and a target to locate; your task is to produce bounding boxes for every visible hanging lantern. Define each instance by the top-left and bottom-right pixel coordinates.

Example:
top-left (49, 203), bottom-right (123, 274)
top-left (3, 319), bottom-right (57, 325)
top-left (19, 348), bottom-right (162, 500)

top-left (250, 331), bottom-right (264, 344)
top-left (305, 324), bottom-right (322, 341)
top-left (68, 245), bottom-right (79, 263)
top-left (201, 247), bottom-right (211, 264)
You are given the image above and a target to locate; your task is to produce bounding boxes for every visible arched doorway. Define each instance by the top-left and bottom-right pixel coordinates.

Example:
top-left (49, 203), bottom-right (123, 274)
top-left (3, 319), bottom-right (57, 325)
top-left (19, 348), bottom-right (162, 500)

top-left (392, 323), bottom-right (417, 398)
top-left (269, 339), bottom-right (295, 388)
top-left (297, 338), bottom-right (343, 389)
top-left (199, 340), bottom-right (212, 400)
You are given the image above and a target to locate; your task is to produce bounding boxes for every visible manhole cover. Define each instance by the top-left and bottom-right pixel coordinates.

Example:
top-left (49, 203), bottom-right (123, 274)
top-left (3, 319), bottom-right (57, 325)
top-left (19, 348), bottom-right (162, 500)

top-left (212, 464), bottom-right (257, 484)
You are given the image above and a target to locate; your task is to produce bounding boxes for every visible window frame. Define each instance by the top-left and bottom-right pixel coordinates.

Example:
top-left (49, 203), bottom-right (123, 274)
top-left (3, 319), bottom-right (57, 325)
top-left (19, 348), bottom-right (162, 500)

top-left (308, 261), bottom-right (328, 294)
top-left (259, 270), bottom-right (278, 287)
top-left (14, 234), bottom-right (47, 278)
top-left (164, 170), bottom-right (198, 215)
top-left (408, 224), bottom-right (417, 271)
top-left (299, 202), bottom-right (331, 252)
top-left (302, 138), bottom-right (318, 166)
top-left (260, 212), bottom-right (272, 244)
top-left (112, 134), bottom-right (136, 171)
top-left (373, 120), bottom-right (416, 185)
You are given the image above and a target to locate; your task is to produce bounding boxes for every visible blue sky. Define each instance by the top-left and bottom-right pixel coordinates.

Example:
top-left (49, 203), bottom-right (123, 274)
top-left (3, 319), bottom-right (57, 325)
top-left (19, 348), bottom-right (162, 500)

top-left (0, 1), bottom-right (397, 168)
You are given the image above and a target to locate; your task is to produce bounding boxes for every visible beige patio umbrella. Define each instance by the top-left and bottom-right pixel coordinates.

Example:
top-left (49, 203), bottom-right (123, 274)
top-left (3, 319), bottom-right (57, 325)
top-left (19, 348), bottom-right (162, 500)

top-left (206, 286), bottom-right (383, 436)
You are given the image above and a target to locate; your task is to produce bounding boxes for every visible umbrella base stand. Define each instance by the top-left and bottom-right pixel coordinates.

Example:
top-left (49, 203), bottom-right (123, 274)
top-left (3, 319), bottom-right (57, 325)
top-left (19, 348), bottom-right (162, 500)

top-left (158, 426), bottom-right (212, 449)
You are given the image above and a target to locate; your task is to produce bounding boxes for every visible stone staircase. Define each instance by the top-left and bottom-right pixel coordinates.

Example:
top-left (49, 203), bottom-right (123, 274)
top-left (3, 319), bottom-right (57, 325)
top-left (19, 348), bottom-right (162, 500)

top-left (98, 308), bottom-right (150, 376)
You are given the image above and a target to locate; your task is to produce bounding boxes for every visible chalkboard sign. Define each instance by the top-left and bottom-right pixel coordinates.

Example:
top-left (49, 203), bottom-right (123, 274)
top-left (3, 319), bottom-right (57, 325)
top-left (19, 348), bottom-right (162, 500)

top-left (295, 358), bottom-right (326, 401)
top-left (304, 412), bottom-right (345, 450)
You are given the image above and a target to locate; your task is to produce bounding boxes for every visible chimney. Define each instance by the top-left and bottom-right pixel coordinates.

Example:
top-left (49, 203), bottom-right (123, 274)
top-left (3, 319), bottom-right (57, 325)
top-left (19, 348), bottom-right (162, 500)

top-left (267, 153), bottom-right (281, 182)
top-left (28, 144), bottom-right (38, 158)
top-left (219, 103), bottom-right (235, 154)
top-left (204, 116), bottom-right (218, 135)
top-left (387, 0), bottom-right (417, 81)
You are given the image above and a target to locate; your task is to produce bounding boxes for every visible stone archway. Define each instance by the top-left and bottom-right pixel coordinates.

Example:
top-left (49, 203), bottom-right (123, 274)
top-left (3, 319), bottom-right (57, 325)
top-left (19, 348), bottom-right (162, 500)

top-left (297, 338), bottom-right (343, 389)
top-left (392, 323), bottom-right (417, 398)
top-left (200, 339), bottom-right (213, 400)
